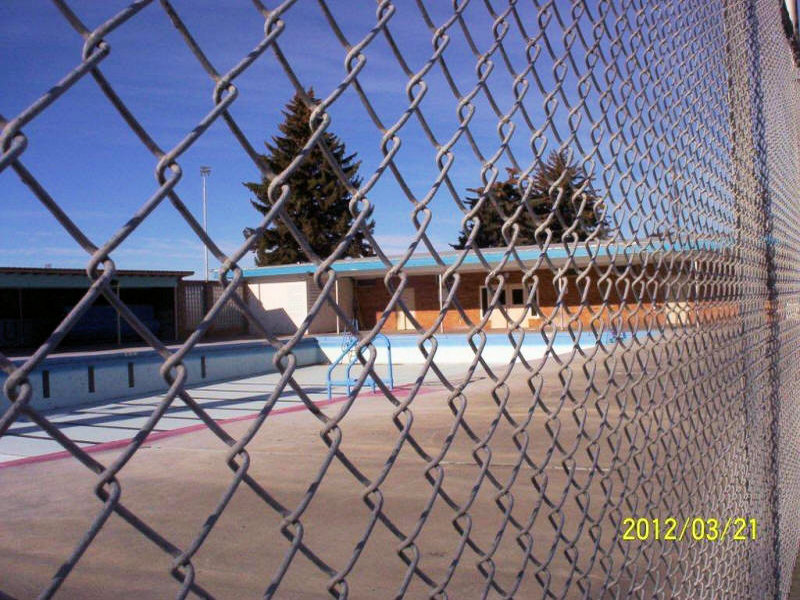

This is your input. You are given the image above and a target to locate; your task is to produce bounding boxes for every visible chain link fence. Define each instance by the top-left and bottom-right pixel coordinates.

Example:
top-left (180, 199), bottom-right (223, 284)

top-left (1, 0), bottom-right (799, 598)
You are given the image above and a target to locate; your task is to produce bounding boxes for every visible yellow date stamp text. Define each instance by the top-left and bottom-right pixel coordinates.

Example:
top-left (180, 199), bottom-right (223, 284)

top-left (621, 517), bottom-right (757, 542)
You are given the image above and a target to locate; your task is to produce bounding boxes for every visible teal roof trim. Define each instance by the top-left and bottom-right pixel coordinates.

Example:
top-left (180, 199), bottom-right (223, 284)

top-left (238, 240), bottom-right (717, 279)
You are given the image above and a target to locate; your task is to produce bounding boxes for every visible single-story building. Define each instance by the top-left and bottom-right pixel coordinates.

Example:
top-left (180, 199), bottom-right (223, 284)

top-left (240, 241), bottom-right (718, 336)
top-left (0, 267), bottom-right (192, 350)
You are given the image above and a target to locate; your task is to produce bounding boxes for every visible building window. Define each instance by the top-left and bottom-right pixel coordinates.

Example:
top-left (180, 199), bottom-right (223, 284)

top-left (480, 285), bottom-right (527, 317)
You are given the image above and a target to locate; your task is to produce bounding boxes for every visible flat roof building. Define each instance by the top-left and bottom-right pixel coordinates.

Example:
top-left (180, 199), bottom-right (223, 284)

top-left (238, 241), bottom-right (712, 336)
top-left (0, 267), bottom-right (192, 351)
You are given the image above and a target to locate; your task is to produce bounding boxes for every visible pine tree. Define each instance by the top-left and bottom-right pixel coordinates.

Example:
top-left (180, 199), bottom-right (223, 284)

top-left (243, 91), bottom-right (374, 265)
top-left (453, 151), bottom-right (607, 249)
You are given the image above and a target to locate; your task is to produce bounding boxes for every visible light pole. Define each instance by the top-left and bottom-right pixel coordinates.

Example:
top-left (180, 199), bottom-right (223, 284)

top-left (200, 166), bottom-right (211, 282)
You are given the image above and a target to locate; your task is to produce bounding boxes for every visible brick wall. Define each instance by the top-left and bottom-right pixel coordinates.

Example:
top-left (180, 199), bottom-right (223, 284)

top-left (352, 266), bottom-right (723, 333)
top-left (355, 275), bottom-right (442, 331)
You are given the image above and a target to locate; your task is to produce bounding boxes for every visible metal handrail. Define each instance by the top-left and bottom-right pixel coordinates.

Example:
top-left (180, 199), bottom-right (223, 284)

top-left (326, 333), bottom-right (394, 399)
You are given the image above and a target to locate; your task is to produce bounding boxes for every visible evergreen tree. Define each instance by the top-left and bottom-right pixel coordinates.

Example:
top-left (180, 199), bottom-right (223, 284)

top-left (243, 91), bottom-right (374, 265)
top-left (453, 151), bottom-right (607, 249)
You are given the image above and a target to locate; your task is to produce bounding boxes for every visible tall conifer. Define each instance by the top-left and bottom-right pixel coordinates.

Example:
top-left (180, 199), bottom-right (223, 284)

top-left (453, 151), bottom-right (607, 249)
top-left (244, 91), bottom-right (374, 265)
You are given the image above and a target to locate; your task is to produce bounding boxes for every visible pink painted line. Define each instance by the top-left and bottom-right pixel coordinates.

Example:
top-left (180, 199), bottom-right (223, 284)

top-left (0, 385), bottom-right (436, 470)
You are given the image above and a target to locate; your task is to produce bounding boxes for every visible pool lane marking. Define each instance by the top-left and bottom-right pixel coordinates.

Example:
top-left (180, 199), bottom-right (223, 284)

top-left (0, 384), bottom-right (435, 469)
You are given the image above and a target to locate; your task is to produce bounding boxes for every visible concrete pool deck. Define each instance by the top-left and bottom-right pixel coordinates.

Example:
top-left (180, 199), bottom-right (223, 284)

top-left (0, 362), bottom-right (472, 467)
top-left (0, 344), bottom-right (735, 599)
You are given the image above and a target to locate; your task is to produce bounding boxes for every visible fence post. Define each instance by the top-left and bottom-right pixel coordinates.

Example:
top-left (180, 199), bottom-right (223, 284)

top-left (726, 0), bottom-right (783, 593)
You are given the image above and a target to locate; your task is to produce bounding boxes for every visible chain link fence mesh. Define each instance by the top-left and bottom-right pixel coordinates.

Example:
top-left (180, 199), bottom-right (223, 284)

top-left (1, 0), bottom-right (799, 598)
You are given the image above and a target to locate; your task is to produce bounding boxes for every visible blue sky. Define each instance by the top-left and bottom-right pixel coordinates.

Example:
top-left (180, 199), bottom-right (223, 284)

top-left (0, 2), bottom-right (708, 278)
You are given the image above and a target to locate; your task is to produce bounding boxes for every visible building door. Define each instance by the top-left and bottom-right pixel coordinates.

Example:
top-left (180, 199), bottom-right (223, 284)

top-left (395, 287), bottom-right (415, 331)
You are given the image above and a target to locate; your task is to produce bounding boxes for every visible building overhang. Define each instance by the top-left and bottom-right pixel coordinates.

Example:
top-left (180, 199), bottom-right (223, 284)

top-left (237, 240), bottom-right (719, 282)
top-left (0, 267), bottom-right (194, 289)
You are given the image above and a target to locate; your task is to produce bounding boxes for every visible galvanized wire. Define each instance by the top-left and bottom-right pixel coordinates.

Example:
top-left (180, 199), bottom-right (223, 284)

top-left (1, 0), bottom-right (799, 598)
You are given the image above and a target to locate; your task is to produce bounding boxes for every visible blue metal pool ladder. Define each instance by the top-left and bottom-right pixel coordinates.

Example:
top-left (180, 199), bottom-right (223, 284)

top-left (325, 332), bottom-right (394, 399)
top-left (603, 326), bottom-right (630, 344)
